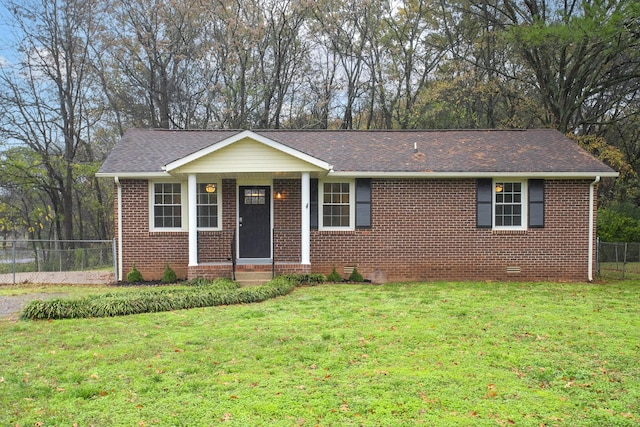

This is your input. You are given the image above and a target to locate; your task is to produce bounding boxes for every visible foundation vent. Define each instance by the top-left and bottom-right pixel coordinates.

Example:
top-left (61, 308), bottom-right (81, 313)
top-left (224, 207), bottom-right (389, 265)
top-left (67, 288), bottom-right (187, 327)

top-left (506, 266), bottom-right (522, 274)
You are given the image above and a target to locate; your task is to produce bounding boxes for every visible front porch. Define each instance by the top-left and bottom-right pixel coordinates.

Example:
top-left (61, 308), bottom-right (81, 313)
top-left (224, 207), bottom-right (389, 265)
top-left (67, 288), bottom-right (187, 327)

top-left (185, 177), bottom-right (313, 282)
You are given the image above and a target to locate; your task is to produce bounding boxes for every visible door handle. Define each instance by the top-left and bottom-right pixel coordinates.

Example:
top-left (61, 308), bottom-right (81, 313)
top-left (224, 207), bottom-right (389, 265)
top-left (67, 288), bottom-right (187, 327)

top-left (239, 217), bottom-right (242, 227)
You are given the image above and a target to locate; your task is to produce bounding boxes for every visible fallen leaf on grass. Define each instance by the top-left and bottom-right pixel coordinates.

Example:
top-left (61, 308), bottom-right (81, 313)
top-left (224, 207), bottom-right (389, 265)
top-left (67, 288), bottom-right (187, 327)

top-left (485, 384), bottom-right (497, 398)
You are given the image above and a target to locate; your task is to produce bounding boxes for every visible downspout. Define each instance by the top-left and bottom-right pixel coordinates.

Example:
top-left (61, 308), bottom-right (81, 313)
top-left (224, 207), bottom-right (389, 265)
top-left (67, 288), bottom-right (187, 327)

top-left (115, 176), bottom-right (123, 282)
top-left (588, 176), bottom-right (600, 282)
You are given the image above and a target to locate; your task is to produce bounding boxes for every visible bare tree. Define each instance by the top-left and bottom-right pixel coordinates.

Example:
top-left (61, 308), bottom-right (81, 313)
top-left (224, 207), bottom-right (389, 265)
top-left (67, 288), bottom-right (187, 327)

top-left (102, 0), bottom-right (211, 129)
top-left (0, 0), bottom-right (106, 242)
top-left (256, 0), bottom-right (310, 128)
top-left (312, 0), bottom-right (380, 129)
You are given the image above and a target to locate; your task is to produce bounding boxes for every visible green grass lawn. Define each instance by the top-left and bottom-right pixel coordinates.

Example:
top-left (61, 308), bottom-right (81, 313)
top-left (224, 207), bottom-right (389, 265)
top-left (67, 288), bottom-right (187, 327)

top-left (1, 281), bottom-right (639, 426)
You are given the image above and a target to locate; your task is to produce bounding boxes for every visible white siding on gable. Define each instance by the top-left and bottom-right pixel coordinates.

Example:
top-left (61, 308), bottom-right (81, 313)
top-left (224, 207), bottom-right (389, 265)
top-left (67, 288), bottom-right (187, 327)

top-left (175, 138), bottom-right (326, 174)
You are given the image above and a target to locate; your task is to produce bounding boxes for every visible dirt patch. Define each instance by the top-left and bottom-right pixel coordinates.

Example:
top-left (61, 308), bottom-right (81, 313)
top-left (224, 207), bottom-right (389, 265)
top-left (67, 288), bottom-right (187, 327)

top-left (0, 293), bottom-right (69, 320)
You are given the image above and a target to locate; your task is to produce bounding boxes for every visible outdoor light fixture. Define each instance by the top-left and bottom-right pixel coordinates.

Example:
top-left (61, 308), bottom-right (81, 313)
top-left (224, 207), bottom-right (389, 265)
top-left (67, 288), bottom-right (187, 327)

top-left (275, 191), bottom-right (283, 200)
top-left (205, 183), bottom-right (217, 193)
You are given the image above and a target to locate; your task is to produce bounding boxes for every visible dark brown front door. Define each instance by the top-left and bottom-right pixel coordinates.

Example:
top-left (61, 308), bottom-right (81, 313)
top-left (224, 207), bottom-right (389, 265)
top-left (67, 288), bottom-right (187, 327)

top-left (239, 186), bottom-right (271, 258)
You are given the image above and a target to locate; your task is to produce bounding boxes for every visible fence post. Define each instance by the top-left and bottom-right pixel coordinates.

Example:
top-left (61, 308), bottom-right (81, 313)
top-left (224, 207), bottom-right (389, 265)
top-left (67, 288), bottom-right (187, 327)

top-left (596, 237), bottom-right (600, 277)
top-left (623, 242), bottom-right (628, 280)
top-left (12, 241), bottom-right (16, 285)
top-left (112, 238), bottom-right (118, 284)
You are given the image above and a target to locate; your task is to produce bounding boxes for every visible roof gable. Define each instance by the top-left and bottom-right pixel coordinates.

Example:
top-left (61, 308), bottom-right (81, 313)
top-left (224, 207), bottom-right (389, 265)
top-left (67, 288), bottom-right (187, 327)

top-left (167, 133), bottom-right (331, 174)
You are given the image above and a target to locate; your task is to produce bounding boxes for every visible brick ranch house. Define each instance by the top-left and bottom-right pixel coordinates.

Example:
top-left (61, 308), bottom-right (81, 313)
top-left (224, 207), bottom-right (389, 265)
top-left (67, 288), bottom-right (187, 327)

top-left (96, 129), bottom-right (618, 283)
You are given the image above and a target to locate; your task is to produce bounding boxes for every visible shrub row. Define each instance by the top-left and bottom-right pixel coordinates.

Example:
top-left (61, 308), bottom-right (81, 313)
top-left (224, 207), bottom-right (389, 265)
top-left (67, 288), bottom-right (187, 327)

top-left (20, 275), bottom-right (318, 320)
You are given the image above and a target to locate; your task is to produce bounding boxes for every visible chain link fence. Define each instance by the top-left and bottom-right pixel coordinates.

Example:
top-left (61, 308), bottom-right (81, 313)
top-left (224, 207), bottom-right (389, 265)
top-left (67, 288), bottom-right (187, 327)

top-left (597, 239), bottom-right (640, 280)
top-left (0, 240), bottom-right (117, 285)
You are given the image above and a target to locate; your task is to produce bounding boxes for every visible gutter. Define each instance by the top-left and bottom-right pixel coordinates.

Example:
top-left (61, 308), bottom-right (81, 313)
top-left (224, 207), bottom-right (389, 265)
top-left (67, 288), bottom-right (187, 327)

top-left (588, 176), bottom-right (601, 282)
top-left (328, 171), bottom-right (619, 179)
top-left (115, 177), bottom-right (123, 282)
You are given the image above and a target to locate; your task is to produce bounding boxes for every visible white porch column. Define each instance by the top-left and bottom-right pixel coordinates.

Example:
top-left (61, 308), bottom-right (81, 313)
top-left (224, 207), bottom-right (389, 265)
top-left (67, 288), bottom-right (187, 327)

top-left (301, 172), bottom-right (311, 265)
top-left (188, 174), bottom-right (198, 266)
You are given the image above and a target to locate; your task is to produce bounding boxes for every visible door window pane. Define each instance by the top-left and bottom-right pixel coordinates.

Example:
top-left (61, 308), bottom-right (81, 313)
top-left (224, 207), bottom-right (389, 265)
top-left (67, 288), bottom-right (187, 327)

top-left (244, 188), bottom-right (266, 205)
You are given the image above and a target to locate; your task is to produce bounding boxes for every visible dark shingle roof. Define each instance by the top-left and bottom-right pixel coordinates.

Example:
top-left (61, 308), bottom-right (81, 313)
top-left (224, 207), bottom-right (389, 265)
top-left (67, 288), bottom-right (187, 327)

top-left (97, 128), bottom-right (617, 176)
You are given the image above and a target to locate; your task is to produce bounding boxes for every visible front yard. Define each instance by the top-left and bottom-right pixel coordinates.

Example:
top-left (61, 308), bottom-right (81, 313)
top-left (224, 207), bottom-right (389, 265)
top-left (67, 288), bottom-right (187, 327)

top-left (1, 281), bottom-right (639, 426)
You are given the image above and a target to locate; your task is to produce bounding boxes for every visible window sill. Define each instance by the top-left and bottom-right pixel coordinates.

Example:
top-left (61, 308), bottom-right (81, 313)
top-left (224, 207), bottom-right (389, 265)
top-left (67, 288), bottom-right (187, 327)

top-left (315, 229), bottom-right (357, 235)
top-left (491, 229), bottom-right (528, 235)
top-left (149, 230), bottom-right (188, 236)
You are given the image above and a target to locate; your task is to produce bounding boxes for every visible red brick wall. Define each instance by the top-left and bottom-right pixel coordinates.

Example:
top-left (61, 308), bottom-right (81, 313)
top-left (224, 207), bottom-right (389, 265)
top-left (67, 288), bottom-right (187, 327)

top-left (117, 179), bottom-right (188, 280)
top-left (117, 178), bottom-right (597, 282)
top-left (273, 179), bottom-right (302, 262)
top-left (309, 179), bottom-right (595, 282)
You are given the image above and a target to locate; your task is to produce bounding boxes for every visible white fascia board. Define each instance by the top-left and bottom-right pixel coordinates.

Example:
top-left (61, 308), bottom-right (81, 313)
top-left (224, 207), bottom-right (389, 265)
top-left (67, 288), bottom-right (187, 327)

top-left (328, 171), bottom-right (620, 179)
top-left (95, 172), bottom-right (172, 179)
top-left (163, 130), bottom-right (333, 172)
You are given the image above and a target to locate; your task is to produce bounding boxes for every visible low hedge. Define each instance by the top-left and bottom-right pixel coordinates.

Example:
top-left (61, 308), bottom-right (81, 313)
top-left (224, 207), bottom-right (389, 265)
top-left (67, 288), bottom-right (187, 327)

top-left (20, 275), bottom-right (321, 320)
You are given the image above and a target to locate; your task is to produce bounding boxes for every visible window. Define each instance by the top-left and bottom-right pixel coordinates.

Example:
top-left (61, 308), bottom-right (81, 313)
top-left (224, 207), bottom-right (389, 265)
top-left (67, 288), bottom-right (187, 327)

top-left (197, 183), bottom-right (219, 228)
top-left (314, 179), bottom-right (371, 230)
top-left (153, 183), bottom-right (182, 228)
top-left (317, 181), bottom-right (356, 229)
top-left (322, 182), bottom-right (351, 227)
top-left (477, 179), bottom-right (543, 230)
top-left (494, 182), bottom-right (523, 227)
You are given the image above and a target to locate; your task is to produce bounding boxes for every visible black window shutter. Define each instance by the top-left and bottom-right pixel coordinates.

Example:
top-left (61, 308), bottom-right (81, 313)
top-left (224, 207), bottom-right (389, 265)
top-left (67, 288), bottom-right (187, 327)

top-left (528, 179), bottom-right (545, 228)
top-left (355, 178), bottom-right (372, 228)
top-left (477, 178), bottom-right (493, 228)
top-left (310, 178), bottom-right (318, 229)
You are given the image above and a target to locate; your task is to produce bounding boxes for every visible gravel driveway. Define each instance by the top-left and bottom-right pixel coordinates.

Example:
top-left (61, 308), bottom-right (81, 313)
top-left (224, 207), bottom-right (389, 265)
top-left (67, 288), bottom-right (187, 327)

top-left (0, 271), bottom-right (114, 286)
top-left (0, 271), bottom-right (113, 320)
top-left (0, 293), bottom-right (69, 319)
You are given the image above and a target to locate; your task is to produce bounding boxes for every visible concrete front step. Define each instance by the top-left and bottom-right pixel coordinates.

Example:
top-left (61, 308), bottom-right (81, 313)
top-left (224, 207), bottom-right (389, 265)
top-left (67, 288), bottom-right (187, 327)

top-left (234, 270), bottom-right (273, 287)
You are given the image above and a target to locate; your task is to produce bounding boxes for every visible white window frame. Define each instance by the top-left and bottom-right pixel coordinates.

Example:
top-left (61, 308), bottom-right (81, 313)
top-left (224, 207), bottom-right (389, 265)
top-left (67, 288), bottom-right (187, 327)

top-left (493, 179), bottom-right (527, 230)
top-left (196, 182), bottom-right (222, 230)
top-left (149, 181), bottom-right (187, 231)
top-left (319, 179), bottom-right (355, 231)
